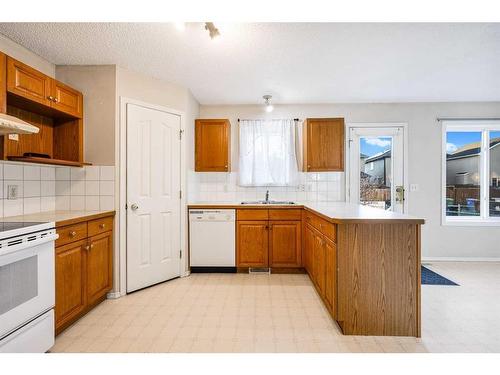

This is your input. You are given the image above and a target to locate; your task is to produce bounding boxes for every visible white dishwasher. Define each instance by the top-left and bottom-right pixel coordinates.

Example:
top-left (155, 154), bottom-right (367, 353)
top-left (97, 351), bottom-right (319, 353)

top-left (189, 209), bottom-right (236, 271)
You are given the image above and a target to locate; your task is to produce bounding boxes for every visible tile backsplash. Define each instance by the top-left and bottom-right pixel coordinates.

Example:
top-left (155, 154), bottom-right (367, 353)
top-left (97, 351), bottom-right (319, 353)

top-left (188, 171), bottom-right (345, 203)
top-left (0, 162), bottom-right (115, 218)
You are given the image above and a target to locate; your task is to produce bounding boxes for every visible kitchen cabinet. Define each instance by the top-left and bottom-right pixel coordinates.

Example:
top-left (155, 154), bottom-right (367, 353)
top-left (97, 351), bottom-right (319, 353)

top-left (303, 118), bottom-right (345, 172)
top-left (324, 237), bottom-right (336, 314)
top-left (195, 119), bottom-right (231, 172)
top-left (236, 208), bottom-right (302, 269)
top-left (55, 213), bottom-right (114, 334)
top-left (236, 220), bottom-right (269, 267)
top-left (269, 221), bottom-right (301, 268)
top-left (0, 53), bottom-right (87, 167)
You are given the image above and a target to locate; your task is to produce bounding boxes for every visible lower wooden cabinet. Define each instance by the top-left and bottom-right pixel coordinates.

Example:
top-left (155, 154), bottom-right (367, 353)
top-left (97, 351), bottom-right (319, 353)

top-left (55, 214), bottom-right (114, 334)
top-left (324, 237), bottom-right (337, 315)
top-left (236, 211), bottom-right (302, 269)
top-left (55, 239), bottom-right (87, 330)
top-left (269, 221), bottom-right (301, 268)
top-left (236, 221), bottom-right (269, 267)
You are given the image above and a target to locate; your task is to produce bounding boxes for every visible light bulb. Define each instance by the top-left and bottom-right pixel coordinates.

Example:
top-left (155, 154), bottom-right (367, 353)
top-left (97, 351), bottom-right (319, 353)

top-left (265, 104), bottom-right (274, 113)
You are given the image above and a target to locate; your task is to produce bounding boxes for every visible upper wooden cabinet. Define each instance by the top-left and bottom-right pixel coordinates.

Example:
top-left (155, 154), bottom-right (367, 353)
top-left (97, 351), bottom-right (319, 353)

top-left (195, 119), bottom-right (231, 172)
top-left (6, 57), bottom-right (83, 118)
top-left (1, 52), bottom-right (7, 113)
top-left (303, 118), bottom-right (345, 172)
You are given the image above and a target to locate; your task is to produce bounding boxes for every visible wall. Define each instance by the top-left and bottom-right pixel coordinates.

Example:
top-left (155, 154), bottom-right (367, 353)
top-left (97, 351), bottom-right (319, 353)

top-left (56, 65), bottom-right (117, 165)
top-left (0, 161), bottom-right (115, 218)
top-left (0, 34), bottom-right (55, 77)
top-left (199, 102), bottom-right (500, 260)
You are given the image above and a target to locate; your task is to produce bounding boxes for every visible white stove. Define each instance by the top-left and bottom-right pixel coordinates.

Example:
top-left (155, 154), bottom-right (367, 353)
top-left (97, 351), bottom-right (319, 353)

top-left (0, 221), bottom-right (58, 353)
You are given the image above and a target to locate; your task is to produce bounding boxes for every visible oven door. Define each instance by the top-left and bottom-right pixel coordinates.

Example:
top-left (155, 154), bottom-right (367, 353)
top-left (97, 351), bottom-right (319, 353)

top-left (0, 233), bottom-right (56, 340)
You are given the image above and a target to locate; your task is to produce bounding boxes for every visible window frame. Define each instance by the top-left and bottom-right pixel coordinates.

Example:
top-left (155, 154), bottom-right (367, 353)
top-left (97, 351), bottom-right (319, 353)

top-left (442, 120), bottom-right (500, 226)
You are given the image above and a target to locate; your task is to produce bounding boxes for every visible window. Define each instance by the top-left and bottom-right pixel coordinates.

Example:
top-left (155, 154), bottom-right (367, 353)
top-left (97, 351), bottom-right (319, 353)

top-left (238, 119), bottom-right (299, 186)
top-left (443, 121), bottom-right (500, 224)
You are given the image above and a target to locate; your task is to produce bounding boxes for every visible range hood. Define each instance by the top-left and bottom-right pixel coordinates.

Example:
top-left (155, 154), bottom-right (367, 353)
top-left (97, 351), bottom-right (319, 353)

top-left (0, 113), bottom-right (40, 135)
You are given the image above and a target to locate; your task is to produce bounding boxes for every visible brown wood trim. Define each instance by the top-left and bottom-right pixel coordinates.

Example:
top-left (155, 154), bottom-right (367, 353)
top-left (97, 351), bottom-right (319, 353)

top-left (416, 224), bottom-right (422, 338)
top-left (55, 211), bottom-right (116, 228)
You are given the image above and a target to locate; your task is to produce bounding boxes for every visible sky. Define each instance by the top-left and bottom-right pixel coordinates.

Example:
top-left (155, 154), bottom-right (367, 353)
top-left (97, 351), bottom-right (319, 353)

top-left (360, 137), bottom-right (392, 157)
top-left (446, 131), bottom-right (482, 154)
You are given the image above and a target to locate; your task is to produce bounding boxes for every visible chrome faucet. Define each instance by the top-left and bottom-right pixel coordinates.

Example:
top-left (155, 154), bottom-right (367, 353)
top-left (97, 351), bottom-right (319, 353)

top-left (265, 190), bottom-right (270, 202)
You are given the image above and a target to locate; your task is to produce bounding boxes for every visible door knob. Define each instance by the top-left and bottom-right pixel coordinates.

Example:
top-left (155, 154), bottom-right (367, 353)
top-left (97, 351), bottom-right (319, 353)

top-left (130, 203), bottom-right (139, 211)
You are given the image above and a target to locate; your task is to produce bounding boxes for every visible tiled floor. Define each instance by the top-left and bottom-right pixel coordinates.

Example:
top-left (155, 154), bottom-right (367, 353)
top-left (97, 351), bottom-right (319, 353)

top-left (51, 262), bottom-right (500, 353)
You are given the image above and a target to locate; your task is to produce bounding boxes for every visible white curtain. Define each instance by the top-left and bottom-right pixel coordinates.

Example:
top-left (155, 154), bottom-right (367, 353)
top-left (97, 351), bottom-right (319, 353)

top-left (238, 119), bottom-right (299, 186)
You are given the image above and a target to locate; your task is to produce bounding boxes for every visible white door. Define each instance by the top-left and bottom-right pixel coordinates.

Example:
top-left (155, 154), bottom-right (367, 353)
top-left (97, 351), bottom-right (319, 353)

top-left (349, 126), bottom-right (406, 213)
top-left (126, 103), bottom-right (181, 293)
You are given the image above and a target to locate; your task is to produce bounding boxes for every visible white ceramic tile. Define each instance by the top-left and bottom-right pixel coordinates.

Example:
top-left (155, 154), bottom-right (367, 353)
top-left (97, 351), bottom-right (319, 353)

top-left (71, 180), bottom-right (85, 196)
top-left (55, 181), bottom-right (71, 196)
top-left (85, 196), bottom-right (100, 211)
top-left (100, 166), bottom-right (115, 181)
top-left (99, 196), bottom-right (115, 210)
top-left (3, 181), bottom-right (23, 199)
top-left (41, 181), bottom-right (56, 197)
top-left (85, 166), bottom-right (100, 181)
top-left (40, 166), bottom-right (56, 181)
top-left (3, 199), bottom-right (23, 217)
top-left (23, 197), bottom-right (41, 214)
top-left (4, 164), bottom-right (23, 180)
top-left (56, 167), bottom-right (70, 181)
top-left (23, 166), bottom-right (41, 180)
top-left (56, 196), bottom-right (70, 210)
top-left (0, 164), bottom-right (3, 180)
top-left (0, 200), bottom-right (3, 218)
top-left (99, 181), bottom-right (114, 196)
top-left (70, 196), bottom-right (85, 211)
top-left (24, 180), bottom-right (41, 197)
top-left (41, 196), bottom-right (56, 212)
top-left (71, 168), bottom-right (86, 181)
top-left (85, 181), bottom-right (99, 196)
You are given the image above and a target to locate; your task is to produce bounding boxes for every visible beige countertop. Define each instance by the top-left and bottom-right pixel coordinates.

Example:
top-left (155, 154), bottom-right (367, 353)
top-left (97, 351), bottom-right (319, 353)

top-left (188, 201), bottom-right (425, 224)
top-left (0, 210), bottom-right (116, 227)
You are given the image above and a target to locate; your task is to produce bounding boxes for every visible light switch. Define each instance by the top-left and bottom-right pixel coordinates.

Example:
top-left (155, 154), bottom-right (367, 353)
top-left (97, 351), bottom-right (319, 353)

top-left (7, 185), bottom-right (19, 200)
top-left (410, 184), bottom-right (419, 192)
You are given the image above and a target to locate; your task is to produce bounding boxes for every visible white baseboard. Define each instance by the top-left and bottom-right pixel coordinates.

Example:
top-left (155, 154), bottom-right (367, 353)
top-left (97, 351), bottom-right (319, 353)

top-left (422, 257), bottom-right (500, 262)
top-left (106, 291), bottom-right (123, 299)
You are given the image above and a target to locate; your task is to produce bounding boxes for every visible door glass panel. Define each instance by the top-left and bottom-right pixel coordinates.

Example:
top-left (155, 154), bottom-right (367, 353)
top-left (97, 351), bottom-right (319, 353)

top-left (490, 131), bottom-right (500, 217)
top-left (359, 136), bottom-right (393, 210)
top-left (446, 131), bottom-right (481, 217)
top-left (0, 256), bottom-right (38, 314)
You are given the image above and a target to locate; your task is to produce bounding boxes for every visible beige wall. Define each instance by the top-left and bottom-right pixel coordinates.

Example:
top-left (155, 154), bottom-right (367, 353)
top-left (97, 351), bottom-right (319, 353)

top-left (56, 65), bottom-right (117, 165)
top-left (0, 34), bottom-right (55, 77)
top-left (199, 102), bottom-right (500, 260)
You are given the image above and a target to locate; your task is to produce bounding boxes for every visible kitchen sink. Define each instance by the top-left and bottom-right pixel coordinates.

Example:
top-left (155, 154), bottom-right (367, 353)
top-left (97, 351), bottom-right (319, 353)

top-left (240, 200), bottom-right (296, 205)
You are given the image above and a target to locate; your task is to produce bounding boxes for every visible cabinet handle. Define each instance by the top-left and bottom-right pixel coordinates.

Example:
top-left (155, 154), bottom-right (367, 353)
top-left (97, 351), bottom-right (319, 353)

top-left (99, 223), bottom-right (106, 229)
top-left (85, 245), bottom-right (90, 251)
top-left (53, 97), bottom-right (59, 103)
top-left (90, 243), bottom-right (94, 249)
top-left (47, 95), bottom-right (54, 101)
top-left (224, 165), bottom-right (228, 168)
top-left (69, 231), bottom-right (77, 237)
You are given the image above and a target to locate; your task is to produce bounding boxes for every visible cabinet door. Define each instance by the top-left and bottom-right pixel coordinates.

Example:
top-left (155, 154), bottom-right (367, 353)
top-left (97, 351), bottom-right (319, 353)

top-left (304, 224), bottom-right (314, 275)
top-left (87, 231), bottom-right (113, 306)
top-left (6, 57), bottom-right (52, 106)
top-left (0, 52), bottom-right (6, 113)
top-left (195, 119), bottom-right (230, 171)
top-left (313, 231), bottom-right (326, 296)
top-left (236, 221), bottom-right (268, 267)
top-left (304, 118), bottom-right (344, 171)
top-left (51, 79), bottom-right (83, 118)
top-left (324, 237), bottom-right (337, 316)
top-left (269, 221), bottom-right (301, 268)
top-left (55, 239), bottom-right (87, 331)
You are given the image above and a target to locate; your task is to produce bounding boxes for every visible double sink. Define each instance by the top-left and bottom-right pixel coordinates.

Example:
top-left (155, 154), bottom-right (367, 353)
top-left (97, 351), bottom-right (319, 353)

top-left (240, 200), bottom-right (296, 205)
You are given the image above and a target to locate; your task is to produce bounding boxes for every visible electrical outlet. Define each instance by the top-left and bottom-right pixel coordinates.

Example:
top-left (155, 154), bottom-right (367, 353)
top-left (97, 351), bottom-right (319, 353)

top-left (7, 185), bottom-right (19, 200)
top-left (298, 184), bottom-right (306, 192)
top-left (410, 184), bottom-right (419, 192)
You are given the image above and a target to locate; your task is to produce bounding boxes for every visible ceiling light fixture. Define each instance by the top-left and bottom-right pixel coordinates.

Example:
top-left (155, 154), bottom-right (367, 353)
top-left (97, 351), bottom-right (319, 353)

top-left (205, 22), bottom-right (220, 39)
top-left (263, 95), bottom-right (274, 113)
top-left (173, 22), bottom-right (186, 31)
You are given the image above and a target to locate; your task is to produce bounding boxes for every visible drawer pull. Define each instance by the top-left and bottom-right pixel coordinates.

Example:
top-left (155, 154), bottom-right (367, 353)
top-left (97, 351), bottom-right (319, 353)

top-left (69, 231), bottom-right (77, 237)
top-left (99, 223), bottom-right (106, 229)
top-left (85, 245), bottom-right (90, 251)
top-left (90, 243), bottom-right (94, 249)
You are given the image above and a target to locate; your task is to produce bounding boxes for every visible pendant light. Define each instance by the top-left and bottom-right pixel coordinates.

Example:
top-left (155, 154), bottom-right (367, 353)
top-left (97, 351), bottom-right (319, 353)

top-left (263, 95), bottom-right (274, 112)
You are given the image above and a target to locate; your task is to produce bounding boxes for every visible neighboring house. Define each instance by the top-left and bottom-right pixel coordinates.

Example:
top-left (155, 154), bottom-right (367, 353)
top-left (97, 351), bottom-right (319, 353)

top-left (363, 149), bottom-right (392, 187)
top-left (446, 137), bottom-right (500, 186)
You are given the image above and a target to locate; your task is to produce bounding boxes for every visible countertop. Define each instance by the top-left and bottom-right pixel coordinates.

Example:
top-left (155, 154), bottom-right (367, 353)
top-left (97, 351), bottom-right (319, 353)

top-left (0, 210), bottom-right (116, 227)
top-left (188, 201), bottom-right (425, 224)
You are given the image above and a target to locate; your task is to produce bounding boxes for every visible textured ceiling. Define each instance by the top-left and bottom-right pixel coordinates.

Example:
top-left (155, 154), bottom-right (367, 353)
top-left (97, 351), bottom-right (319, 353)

top-left (0, 23), bottom-right (499, 104)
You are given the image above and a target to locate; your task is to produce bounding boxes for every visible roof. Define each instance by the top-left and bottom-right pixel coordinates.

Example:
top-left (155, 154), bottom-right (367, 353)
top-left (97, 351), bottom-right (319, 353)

top-left (365, 149), bottom-right (391, 163)
top-left (447, 137), bottom-right (500, 160)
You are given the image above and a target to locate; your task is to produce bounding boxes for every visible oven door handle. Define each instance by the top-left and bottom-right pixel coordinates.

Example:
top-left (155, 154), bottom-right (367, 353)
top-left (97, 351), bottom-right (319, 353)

top-left (0, 233), bottom-right (59, 258)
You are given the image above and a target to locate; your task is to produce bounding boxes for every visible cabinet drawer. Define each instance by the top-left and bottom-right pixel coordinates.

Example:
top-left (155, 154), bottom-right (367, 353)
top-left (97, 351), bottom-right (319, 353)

top-left (269, 209), bottom-right (302, 220)
top-left (304, 210), bottom-right (336, 242)
top-left (88, 216), bottom-right (113, 236)
top-left (237, 209), bottom-right (269, 221)
top-left (56, 222), bottom-right (88, 247)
